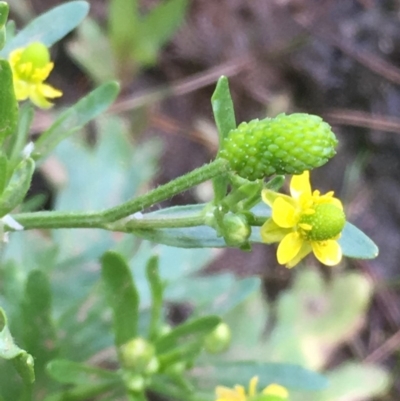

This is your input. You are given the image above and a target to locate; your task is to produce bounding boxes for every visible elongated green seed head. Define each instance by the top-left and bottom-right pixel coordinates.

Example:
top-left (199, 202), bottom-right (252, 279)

top-left (219, 113), bottom-right (338, 181)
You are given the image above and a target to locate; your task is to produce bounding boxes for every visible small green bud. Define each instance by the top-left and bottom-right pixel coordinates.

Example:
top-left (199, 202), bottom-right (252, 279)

top-left (300, 203), bottom-right (346, 241)
top-left (121, 371), bottom-right (145, 393)
top-left (165, 361), bottom-right (187, 375)
top-left (219, 113), bottom-right (338, 181)
top-left (119, 337), bottom-right (157, 373)
top-left (204, 322), bottom-right (232, 354)
top-left (221, 213), bottom-right (251, 246)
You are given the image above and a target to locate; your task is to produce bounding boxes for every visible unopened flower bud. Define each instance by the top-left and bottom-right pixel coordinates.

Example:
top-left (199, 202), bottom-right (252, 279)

top-left (222, 213), bottom-right (251, 247)
top-left (121, 371), bottom-right (145, 393)
top-left (204, 322), bottom-right (232, 354)
top-left (119, 337), bottom-right (157, 373)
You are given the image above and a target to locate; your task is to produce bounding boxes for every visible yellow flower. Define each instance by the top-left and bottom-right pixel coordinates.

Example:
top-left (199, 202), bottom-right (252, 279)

top-left (9, 42), bottom-right (62, 109)
top-left (216, 376), bottom-right (289, 401)
top-left (261, 171), bottom-right (346, 268)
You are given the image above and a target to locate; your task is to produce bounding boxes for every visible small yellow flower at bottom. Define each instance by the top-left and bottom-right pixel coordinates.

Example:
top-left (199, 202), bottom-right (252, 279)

top-left (9, 42), bottom-right (62, 109)
top-left (260, 171), bottom-right (346, 268)
top-left (215, 376), bottom-right (289, 401)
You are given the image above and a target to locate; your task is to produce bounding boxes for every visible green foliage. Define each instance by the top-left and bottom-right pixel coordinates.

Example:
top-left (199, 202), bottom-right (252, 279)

top-left (33, 81), bottom-right (120, 161)
top-left (101, 251), bottom-right (140, 347)
top-left (67, 18), bottom-right (117, 84)
top-left (266, 270), bottom-right (372, 369)
top-left (0, 3), bottom-right (385, 401)
top-left (292, 363), bottom-right (391, 401)
top-left (0, 157), bottom-right (34, 217)
top-left (0, 2), bottom-right (9, 50)
top-left (109, 0), bottom-right (188, 67)
top-left (0, 59), bottom-right (18, 143)
top-left (0, 307), bottom-right (34, 387)
top-left (0, 1), bottom-right (89, 57)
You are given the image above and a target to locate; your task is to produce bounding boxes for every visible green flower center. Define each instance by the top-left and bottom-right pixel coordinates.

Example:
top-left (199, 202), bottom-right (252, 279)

top-left (17, 42), bottom-right (50, 81)
top-left (299, 203), bottom-right (345, 241)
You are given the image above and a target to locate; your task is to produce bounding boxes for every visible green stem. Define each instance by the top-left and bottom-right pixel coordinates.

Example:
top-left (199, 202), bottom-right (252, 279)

top-left (11, 158), bottom-right (230, 231)
top-left (100, 158), bottom-right (229, 223)
top-left (110, 214), bottom-right (206, 232)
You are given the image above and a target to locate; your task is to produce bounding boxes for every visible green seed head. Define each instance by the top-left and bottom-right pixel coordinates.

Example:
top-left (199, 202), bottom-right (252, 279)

top-left (299, 203), bottom-right (346, 241)
top-left (219, 113), bottom-right (338, 181)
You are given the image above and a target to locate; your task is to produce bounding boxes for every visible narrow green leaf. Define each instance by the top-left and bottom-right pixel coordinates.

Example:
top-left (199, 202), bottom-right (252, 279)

top-left (33, 81), bottom-right (120, 160)
top-left (146, 255), bottom-right (164, 340)
top-left (0, 307), bottom-right (35, 385)
top-left (0, 1), bottom-right (90, 57)
top-left (211, 76), bottom-right (236, 200)
top-left (0, 157), bottom-right (34, 218)
top-left (155, 316), bottom-right (221, 353)
top-left (21, 270), bottom-right (58, 375)
top-left (8, 103), bottom-right (34, 170)
top-left (158, 341), bottom-right (204, 368)
top-left (101, 251), bottom-right (139, 346)
top-left (193, 361), bottom-right (328, 392)
top-left (135, 0), bottom-right (188, 65)
top-left (0, 60), bottom-right (18, 143)
top-left (108, 0), bottom-right (138, 61)
top-left (0, 2), bottom-right (9, 50)
top-left (338, 222), bottom-right (379, 259)
top-left (211, 76), bottom-right (236, 141)
top-left (0, 152), bottom-right (8, 195)
top-left (43, 382), bottom-right (118, 401)
top-left (149, 376), bottom-right (192, 401)
top-left (0, 2), bottom-right (8, 29)
top-left (47, 359), bottom-right (119, 385)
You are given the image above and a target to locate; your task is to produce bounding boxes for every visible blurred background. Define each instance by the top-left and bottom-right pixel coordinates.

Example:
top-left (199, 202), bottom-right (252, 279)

top-left (8, 0), bottom-right (400, 399)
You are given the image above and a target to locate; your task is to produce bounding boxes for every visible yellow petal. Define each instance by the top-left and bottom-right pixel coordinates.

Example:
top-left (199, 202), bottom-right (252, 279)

top-left (262, 189), bottom-right (295, 208)
top-left (216, 386), bottom-right (245, 401)
top-left (277, 232), bottom-right (303, 265)
top-left (272, 197), bottom-right (297, 228)
top-left (262, 383), bottom-right (289, 398)
top-left (260, 219), bottom-right (288, 243)
top-left (29, 84), bottom-right (60, 109)
top-left (249, 377), bottom-right (258, 397)
top-left (285, 241), bottom-right (312, 268)
top-left (13, 79), bottom-right (30, 100)
top-left (39, 83), bottom-right (62, 98)
top-left (318, 195), bottom-right (343, 210)
top-left (29, 91), bottom-right (53, 108)
top-left (290, 171), bottom-right (311, 200)
top-left (312, 240), bottom-right (342, 266)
